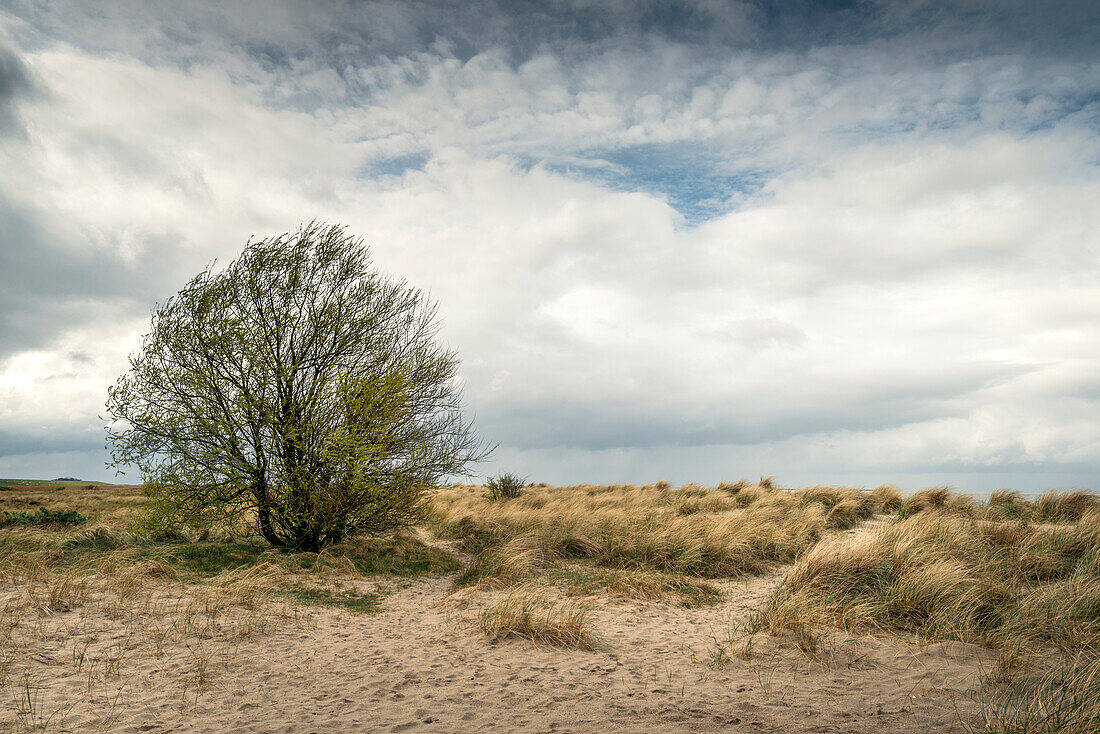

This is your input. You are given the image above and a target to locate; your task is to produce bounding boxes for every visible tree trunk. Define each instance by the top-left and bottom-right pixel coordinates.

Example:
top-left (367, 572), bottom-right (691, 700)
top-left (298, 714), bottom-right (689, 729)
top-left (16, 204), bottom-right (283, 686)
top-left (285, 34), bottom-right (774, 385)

top-left (252, 476), bottom-right (285, 547)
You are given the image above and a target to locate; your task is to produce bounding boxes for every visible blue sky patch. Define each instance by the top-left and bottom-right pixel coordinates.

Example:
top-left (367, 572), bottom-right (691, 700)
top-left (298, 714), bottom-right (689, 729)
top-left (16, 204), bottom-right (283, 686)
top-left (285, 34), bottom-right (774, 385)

top-left (361, 151), bottom-right (430, 178)
top-left (561, 144), bottom-right (770, 225)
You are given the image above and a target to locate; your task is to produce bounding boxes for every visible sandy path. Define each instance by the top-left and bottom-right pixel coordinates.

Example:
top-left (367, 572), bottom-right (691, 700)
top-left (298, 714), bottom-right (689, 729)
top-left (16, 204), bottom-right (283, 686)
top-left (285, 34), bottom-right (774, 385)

top-left (5, 519), bottom-right (996, 732)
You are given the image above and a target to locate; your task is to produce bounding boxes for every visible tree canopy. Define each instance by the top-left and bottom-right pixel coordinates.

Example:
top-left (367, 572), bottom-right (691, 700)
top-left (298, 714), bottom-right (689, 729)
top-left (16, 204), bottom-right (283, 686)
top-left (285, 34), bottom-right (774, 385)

top-left (107, 222), bottom-right (488, 550)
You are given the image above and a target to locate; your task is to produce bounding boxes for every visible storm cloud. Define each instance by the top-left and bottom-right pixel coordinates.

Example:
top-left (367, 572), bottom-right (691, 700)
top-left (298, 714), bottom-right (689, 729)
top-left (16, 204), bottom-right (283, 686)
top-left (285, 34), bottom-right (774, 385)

top-left (0, 0), bottom-right (1098, 489)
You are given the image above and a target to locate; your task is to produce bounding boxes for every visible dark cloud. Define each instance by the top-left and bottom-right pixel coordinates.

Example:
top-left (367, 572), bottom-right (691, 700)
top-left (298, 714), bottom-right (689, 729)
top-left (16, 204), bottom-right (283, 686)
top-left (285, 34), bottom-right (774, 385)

top-left (12, 0), bottom-right (1097, 77)
top-left (0, 426), bottom-right (101, 458)
top-left (0, 43), bottom-right (30, 133)
top-left (478, 360), bottom-right (1032, 451)
top-left (0, 198), bottom-right (188, 359)
top-left (748, 0), bottom-right (1100, 56)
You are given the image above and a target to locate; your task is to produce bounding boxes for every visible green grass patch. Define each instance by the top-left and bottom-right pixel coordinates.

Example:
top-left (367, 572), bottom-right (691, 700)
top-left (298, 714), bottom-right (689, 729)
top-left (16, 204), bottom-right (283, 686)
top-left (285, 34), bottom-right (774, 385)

top-left (333, 534), bottom-right (462, 577)
top-left (3, 527), bottom-right (460, 582)
top-left (284, 585), bottom-right (381, 613)
top-left (127, 541), bottom-right (271, 578)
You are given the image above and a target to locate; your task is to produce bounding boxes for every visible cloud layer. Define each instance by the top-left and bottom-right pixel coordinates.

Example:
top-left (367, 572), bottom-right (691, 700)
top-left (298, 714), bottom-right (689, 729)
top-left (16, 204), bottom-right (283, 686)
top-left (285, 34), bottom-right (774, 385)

top-left (0, 0), bottom-right (1098, 490)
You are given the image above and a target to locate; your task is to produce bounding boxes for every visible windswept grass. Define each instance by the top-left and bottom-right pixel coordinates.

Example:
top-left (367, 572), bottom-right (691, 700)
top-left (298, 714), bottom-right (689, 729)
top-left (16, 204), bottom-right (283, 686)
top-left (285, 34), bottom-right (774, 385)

top-left (897, 486), bottom-right (975, 518)
top-left (977, 651), bottom-right (1100, 734)
top-left (478, 585), bottom-right (596, 649)
top-left (756, 487), bottom-right (1100, 732)
top-left (761, 490), bottom-right (1100, 649)
top-left (1035, 491), bottom-right (1100, 524)
top-left (0, 482), bottom-right (468, 727)
top-left (432, 481), bottom-right (897, 605)
top-left (896, 486), bottom-right (1098, 525)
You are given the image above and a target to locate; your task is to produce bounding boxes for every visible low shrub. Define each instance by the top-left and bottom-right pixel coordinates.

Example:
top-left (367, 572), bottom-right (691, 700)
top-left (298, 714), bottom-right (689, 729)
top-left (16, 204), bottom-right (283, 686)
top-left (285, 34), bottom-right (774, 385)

top-left (486, 473), bottom-right (527, 501)
top-left (1, 507), bottom-right (89, 527)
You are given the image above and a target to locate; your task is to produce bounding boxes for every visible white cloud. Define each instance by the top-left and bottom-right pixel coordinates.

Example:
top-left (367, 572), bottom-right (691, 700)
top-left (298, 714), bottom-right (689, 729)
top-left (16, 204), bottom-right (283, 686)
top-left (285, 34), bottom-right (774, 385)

top-left (0, 1), bottom-right (1098, 491)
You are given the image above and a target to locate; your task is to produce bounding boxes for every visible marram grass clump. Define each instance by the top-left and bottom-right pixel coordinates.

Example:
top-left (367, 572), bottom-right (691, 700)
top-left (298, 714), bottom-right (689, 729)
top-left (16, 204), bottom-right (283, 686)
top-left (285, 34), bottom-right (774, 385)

top-left (760, 490), bottom-right (1100, 649)
top-left (478, 586), bottom-right (596, 649)
top-left (978, 651), bottom-right (1100, 734)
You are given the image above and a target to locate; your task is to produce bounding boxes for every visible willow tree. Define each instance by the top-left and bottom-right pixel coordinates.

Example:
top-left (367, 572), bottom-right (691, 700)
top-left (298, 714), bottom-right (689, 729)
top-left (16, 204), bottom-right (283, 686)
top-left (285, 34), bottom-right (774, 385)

top-left (107, 223), bottom-right (488, 551)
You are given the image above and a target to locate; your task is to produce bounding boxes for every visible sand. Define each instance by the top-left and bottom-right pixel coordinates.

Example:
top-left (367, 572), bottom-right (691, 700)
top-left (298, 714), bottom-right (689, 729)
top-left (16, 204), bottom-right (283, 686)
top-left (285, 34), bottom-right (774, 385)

top-left (2, 530), bottom-right (997, 733)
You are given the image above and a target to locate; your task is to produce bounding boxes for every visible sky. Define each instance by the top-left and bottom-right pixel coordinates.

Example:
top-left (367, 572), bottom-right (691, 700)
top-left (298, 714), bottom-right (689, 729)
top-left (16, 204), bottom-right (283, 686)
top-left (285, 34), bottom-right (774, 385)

top-left (0, 0), bottom-right (1098, 492)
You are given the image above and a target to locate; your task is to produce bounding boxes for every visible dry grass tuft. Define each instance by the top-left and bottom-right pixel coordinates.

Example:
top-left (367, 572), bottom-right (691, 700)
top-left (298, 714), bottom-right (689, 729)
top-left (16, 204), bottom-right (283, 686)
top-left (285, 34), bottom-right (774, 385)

top-left (478, 586), bottom-right (596, 649)
top-left (978, 650), bottom-right (1100, 734)
top-left (870, 485), bottom-right (904, 513)
top-left (1035, 490), bottom-right (1100, 524)
top-left (984, 489), bottom-right (1032, 521)
top-left (897, 486), bottom-right (975, 518)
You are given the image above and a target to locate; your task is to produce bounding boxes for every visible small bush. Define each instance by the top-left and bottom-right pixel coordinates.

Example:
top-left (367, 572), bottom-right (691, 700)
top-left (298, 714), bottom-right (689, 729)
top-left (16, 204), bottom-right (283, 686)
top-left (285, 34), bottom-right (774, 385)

top-left (1, 507), bottom-right (89, 527)
top-left (486, 473), bottom-right (527, 500)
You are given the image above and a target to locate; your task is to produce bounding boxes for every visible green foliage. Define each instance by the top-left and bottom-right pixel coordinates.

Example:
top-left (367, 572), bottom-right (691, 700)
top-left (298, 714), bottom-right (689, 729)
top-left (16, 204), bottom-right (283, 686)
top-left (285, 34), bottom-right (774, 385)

top-left (486, 472), bottom-right (526, 500)
top-left (106, 222), bottom-right (489, 551)
top-left (0, 507), bottom-right (88, 527)
top-left (2, 525), bottom-right (459, 582)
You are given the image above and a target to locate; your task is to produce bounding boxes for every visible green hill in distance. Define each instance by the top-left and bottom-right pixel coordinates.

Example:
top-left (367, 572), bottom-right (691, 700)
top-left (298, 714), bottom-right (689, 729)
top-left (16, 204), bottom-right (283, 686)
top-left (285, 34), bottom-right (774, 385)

top-left (0, 478), bottom-right (111, 487)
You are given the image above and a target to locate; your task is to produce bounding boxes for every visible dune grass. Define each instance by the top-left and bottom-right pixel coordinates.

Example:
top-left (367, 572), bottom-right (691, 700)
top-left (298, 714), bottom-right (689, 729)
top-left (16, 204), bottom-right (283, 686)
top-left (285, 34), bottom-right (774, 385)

top-left (0, 481), bottom-right (460, 580)
top-left (7, 478), bottom-right (1098, 729)
top-left (761, 494), bottom-right (1100, 648)
top-left (432, 481), bottom-right (901, 605)
top-left (750, 486), bottom-right (1100, 733)
top-left (478, 585), bottom-right (596, 649)
top-left (0, 523), bottom-right (460, 592)
top-left (0, 482), bottom-right (147, 525)
top-left (755, 487), bottom-right (1100, 732)
top-left (977, 651), bottom-right (1100, 734)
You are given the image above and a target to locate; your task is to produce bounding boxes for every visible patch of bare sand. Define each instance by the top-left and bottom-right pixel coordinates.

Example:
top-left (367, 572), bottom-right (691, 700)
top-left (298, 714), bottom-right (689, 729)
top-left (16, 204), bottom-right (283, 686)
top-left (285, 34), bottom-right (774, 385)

top-left (2, 522), bottom-right (996, 733)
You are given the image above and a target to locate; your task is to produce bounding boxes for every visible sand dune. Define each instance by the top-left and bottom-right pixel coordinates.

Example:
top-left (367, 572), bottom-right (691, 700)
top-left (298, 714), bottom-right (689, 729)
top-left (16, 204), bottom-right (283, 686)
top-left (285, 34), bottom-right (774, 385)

top-left (3, 526), bottom-right (995, 733)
